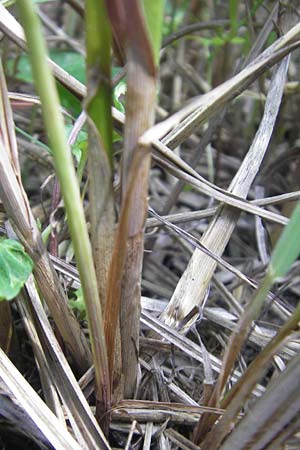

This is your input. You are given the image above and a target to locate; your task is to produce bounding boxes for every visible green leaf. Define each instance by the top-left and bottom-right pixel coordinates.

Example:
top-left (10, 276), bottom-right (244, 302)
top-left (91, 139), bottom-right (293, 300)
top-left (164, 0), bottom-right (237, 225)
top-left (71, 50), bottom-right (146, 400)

top-left (50, 51), bottom-right (85, 116)
top-left (67, 126), bottom-right (88, 180)
top-left (86, 0), bottom-right (113, 161)
top-left (69, 287), bottom-right (86, 316)
top-left (143, 0), bottom-right (165, 66)
top-left (230, 36), bottom-right (245, 45)
top-left (67, 125), bottom-right (88, 165)
top-left (269, 202), bottom-right (300, 279)
top-left (0, 239), bottom-right (34, 301)
top-left (229, 0), bottom-right (239, 37)
top-left (7, 51), bottom-right (85, 84)
top-left (113, 79), bottom-right (126, 113)
top-left (6, 51), bottom-right (85, 116)
top-left (113, 130), bottom-right (122, 143)
top-left (163, 0), bottom-right (188, 36)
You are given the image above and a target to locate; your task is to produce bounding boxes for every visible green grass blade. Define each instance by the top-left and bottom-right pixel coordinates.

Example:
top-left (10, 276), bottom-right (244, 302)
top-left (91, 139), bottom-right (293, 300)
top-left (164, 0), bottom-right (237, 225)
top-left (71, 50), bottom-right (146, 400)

top-left (85, 0), bottom-right (116, 408)
top-left (17, 0), bottom-right (110, 414)
top-left (86, 0), bottom-right (113, 162)
top-left (268, 202), bottom-right (300, 279)
top-left (196, 199), bottom-right (300, 448)
top-left (142, 0), bottom-right (165, 66)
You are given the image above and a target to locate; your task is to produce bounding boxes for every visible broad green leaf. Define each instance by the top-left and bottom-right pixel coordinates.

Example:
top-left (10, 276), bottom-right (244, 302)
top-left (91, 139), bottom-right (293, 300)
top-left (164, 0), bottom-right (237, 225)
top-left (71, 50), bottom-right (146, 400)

top-left (7, 51), bottom-right (85, 84)
top-left (7, 52), bottom-right (85, 116)
top-left (0, 239), bottom-right (34, 301)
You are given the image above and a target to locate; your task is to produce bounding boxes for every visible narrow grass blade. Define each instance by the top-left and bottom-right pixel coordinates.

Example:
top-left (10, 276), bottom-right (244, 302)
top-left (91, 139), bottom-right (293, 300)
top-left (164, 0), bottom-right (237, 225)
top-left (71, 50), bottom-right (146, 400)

top-left (104, 148), bottom-right (149, 392)
top-left (16, 0), bottom-right (110, 412)
top-left (159, 54), bottom-right (290, 330)
top-left (104, 0), bottom-right (164, 397)
top-left (217, 202), bottom-right (300, 400)
top-left (142, 0), bottom-right (165, 66)
top-left (0, 59), bottom-right (20, 174)
top-left (269, 202), bottom-right (300, 279)
top-left (0, 348), bottom-right (83, 450)
top-left (85, 0), bottom-right (115, 313)
top-left (119, 0), bottom-right (163, 397)
top-left (20, 275), bottom-right (111, 449)
top-left (218, 352), bottom-right (300, 450)
top-left (161, 40), bottom-right (300, 149)
top-left (196, 203), bottom-right (300, 445)
top-left (0, 56), bottom-right (91, 373)
top-left (84, 1), bottom-right (119, 406)
top-left (199, 305), bottom-right (300, 449)
top-left (85, 0), bottom-right (112, 161)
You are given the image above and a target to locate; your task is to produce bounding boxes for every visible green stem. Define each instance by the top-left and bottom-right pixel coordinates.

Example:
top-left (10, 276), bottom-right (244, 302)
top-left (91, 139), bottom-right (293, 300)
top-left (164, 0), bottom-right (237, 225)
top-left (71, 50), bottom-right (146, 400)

top-left (17, 0), bottom-right (110, 412)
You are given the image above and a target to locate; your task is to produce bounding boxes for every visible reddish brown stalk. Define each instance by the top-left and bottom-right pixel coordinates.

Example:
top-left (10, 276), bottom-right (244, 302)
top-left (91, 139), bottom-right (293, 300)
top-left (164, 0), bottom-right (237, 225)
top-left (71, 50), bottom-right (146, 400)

top-left (48, 176), bottom-right (60, 257)
top-left (104, 0), bottom-right (157, 397)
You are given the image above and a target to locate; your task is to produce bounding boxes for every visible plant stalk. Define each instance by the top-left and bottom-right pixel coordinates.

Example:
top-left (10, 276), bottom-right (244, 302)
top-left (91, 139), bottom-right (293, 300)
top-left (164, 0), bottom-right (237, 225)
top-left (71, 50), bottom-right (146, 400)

top-left (17, 0), bottom-right (110, 414)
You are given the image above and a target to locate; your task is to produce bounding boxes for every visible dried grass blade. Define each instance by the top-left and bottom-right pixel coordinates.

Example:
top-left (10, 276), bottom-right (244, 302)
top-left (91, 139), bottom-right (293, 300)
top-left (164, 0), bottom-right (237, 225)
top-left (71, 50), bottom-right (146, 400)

top-left (0, 86), bottom-right (91, 374)
top-left (0, 348), bottom-right (83, 450)
top-left (193, 199), bottom-right (300, 447)
top-left (140, 311), bottom-right (264, 397)
top-left (199, 313), bottom-right (300, 449)
top-left (159, 54), bottom-right (290, 330)
top-left (216, 203), bottom-right (300, 403)
top-left (165, 429), bottom-right (200, 450)
top-left (85, 0), bottom-right (115, 308)
top-left (112, 399), bottom-right (225, 418)
top-left (143, 422), bottom-right (153, 449)
top-left (16, 295), bottom-right (66, 424)
top-left (160, 36), bottom-right (300, 148)
top-left (148, 207), bottom-right (260, 289)
top-left (23, 275), bottom-right (111, 449)
top-left (0, 59), bottom-right (19, 175)
top-left (145, 190), bottom-right (300, 229)
top-left (152, 141), bottom-right (288, 225)
top-left (261, 416), bottom-right (300, 450)
top-left (217, 352), bottom-right (300, 450)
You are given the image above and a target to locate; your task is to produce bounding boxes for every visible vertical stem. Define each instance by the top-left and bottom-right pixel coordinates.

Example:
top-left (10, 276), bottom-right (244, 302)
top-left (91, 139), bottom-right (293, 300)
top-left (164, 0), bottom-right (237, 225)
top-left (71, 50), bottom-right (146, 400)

top-left (120, 62), bottom-right (156, 397)
top-left (85, 0), bottom-right (117, 409)
top-left (17, 0), bottom-right (110, 415)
